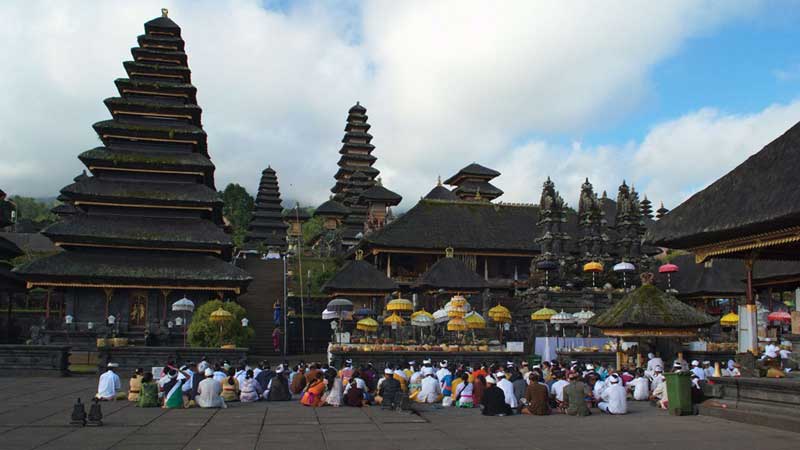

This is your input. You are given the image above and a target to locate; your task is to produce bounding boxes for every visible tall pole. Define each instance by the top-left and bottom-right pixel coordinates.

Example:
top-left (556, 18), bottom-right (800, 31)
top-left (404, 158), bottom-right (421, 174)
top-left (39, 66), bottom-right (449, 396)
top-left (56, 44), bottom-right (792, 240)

top-left (743, 258), bottom-right (758, 354)
top-left (283, 254), bottom-right (288, 356)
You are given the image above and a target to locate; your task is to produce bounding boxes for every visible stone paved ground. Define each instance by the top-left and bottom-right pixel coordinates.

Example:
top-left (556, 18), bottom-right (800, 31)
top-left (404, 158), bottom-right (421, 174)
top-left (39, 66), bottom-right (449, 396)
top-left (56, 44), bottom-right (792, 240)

top-left (0, 376), bottom-right (796, 450)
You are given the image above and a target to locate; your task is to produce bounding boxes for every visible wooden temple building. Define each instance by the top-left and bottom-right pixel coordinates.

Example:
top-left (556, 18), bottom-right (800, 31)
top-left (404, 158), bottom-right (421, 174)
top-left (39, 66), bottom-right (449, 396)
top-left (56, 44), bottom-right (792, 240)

top-left (244, 166), bottom-right (288, 251)
top-left (14, 11), bottom-right (252, 335)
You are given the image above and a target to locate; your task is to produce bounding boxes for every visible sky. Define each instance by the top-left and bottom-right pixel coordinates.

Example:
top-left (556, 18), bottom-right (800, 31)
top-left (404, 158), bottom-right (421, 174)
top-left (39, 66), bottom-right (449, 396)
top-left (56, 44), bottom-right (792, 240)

top-left (2, 0), bottom-right (800, 212)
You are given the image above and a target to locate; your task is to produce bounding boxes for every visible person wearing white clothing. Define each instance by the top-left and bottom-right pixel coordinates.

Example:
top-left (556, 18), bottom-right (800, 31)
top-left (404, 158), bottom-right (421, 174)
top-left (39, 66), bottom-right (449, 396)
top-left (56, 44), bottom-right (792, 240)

top-left (435, 361), bottom-right (450, 383)
top-left (96, 363), bottom-right (122, 400)
top-left (196, 368), bottom-right (227, 408)
top-left (690, 360), bottom-right (706, 380)
top-left (598, 374), bottom-right (627, 414)
top-left (495, 373), bottom-right (518, 409)
top-left (628, 369), bottom-right (650, 401)
top-left (550, 373), bottom-right (569, 403)
top-left (645, 353), bottom-right (664, 378)
top-left (416, 368), bottom-right (442, 403)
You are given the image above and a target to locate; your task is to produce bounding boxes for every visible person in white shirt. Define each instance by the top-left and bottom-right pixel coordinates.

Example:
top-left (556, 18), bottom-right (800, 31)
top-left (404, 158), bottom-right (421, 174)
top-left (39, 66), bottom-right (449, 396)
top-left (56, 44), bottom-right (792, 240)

top-left (416, 368), bottom-right (442, 403)
top-left (96, 362), bottom-right (122, 400)
top-left (649, 366), bottom-right (665, 394)
top-left (628, 369), bottom-right (650, 401)
top-left (690, 360), bottom-right (706, 381)
top-left (598, 374), bottom-right (627, 414)
top-left (342, 375), bottom-right (367, 395)
top-left (550, 371), bottom-right (570, 403)
top-left (495, 372), bottom-right (518, 410)
top-left (762, 341), bottom-right (779, 360)
top-left (212, 364), bottom-right (227, 383)
top-left (645, 353), bottom-right (664, 378)
top-left (702, 361), bottom-right (714, 378)
top-left (196, 368), bottom-right (226, 408)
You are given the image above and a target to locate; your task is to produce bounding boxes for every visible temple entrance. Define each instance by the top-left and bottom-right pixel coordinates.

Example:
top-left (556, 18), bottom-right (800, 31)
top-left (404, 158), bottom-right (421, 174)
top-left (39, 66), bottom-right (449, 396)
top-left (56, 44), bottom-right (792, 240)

top-left (129, 290), bottom-right (148, 328)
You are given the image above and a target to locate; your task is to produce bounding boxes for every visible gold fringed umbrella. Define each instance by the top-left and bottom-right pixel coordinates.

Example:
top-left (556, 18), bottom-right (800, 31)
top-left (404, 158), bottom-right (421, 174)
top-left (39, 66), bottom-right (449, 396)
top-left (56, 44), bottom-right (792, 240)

top-left (488, 304), bottom-right (512, 323)
top-left (720, 311), bottom-right (739, 327)
top-left (449, 294), bottom-right (468, 307)
top-left (530, 307), bottom-right (557, 321)
top-left (465, 311), bottom-right (486, 329)
top-left (447, 317), bottom-right (468, 331)
top-left (383, 312), bottom-right (406, 326)
top-left (356, 317), bottom-right (379, 332)
top-left (386, 298), bottom-right (413, 312)
top-left (210, 307), bottom-right (233, 346)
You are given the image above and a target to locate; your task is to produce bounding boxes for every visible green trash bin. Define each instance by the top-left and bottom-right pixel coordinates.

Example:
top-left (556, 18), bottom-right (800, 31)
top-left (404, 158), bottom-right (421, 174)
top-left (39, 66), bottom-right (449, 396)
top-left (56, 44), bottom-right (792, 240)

top-left (663, 372), bottom-right (693, 416)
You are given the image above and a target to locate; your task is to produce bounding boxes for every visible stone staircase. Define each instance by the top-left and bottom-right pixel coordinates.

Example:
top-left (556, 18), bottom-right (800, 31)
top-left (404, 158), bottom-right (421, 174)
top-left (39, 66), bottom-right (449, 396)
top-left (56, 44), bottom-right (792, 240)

top-left (237, 256), bottom-right (285, 358)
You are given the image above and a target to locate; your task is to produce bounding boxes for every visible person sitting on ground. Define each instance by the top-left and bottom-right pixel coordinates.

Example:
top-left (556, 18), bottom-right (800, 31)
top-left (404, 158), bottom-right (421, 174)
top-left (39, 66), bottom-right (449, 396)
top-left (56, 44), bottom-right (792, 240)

top-left (416, 367), bottom-right (442, 403)
top-left (562, 371), bottom-right (591, 416)
top-left (212, 363), bottom-right (227, 383)
top-left (521, 372), bottom-right (549, 416)
top-left (240, 369), bottom-right (262, 402)
top-left (472, 374), bottom-right (486, 407)
top-left (645, 352), bottom-right (664, 378)
top-left (628, 368), bottom-right (650, 401)
top-left (97, 362), bottom-right (122, 401)
top-left (137, 372), bottom-right (159, 408)
top-left (290, 364), bottom-right (307, 395)
top-left (221, 367), bottom-right (240, 402)
top-left (549, 370), bottom-right (569, 412)
top-left (650, 375), bottom-right (669, 410)
top-left (267, 365), bottom-right (292, 401)
top-left (481, 376), bottom-right (512, 416)
top-left (598, 374), bottom-right (627, 414)
top-left (376, 368), bottom-right (402, 409)
top-left (255, 363), bottom-right (274, 392)
top-left (321, 368), bottom-right (343, 407)
top-left (128, 368), bottom-right (144, 402)
top-left (496, 370), bottom-right (518, 411)
top-left (510, 369), bottom-right (527, 408)
top-left (301, 371), bottom-right (326, 407)
top-left (344, 378), bottom-right (365, 407)
top-left (454, 372), bottom-right (474, 408)
top-left (196, 368), bottom-right (226, 408)
top-left (164, 367), bottom-right (191, 409)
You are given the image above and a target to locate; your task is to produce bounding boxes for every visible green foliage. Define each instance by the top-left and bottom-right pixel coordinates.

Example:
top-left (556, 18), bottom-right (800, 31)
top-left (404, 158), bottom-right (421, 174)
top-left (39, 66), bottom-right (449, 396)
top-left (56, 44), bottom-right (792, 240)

top-left (301, 214), bottom-right (323, 244)
top-left (188, 300), bottom-right (254, 348)
top-left (219, 184), bottom-right (254, 248)
top-left (9, 195), bottom-right (57, 224)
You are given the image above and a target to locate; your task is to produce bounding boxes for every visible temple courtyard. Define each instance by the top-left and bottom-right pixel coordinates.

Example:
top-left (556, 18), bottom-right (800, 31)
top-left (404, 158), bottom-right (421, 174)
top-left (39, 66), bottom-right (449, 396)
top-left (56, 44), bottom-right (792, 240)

top-left (0, 376), bottom-right (795, 450)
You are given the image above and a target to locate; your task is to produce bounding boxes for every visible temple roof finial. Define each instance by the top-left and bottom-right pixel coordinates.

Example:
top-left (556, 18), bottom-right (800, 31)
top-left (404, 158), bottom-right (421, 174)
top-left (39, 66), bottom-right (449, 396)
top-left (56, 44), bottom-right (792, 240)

top-left (161, 8), bottom-right (168, 17)
top-left (437, 175), bottom-right (442, 186)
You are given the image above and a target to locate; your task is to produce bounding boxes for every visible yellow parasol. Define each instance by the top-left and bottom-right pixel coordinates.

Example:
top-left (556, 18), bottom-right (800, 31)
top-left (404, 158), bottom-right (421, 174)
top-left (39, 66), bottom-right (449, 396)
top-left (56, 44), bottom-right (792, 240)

top-left (411, 309), bottom-right (434, 320)
top-left (531, 307), bottom-right (557, 321)
top-left (386, 298), bottom-right (413, 312)
top-left (383, 312), bottom-right (406, 326)
top-left (210, 307), bottom-right (233, 323)
top-left (356, 317), bottom-right (379, 332)
top-left (583, 261), bottom-right (604, 272)
top-left (449, 294), bottom-right (468, 308)
top-left (488, 304), bottom-right (512, 323)
top-left (465, 311), bottom-right (486, 329)
top-left (447, 304), bottom-right (468, 318)
top-left (720, 311), bottom-right (739, 327)
top-left (447, 317), bottom-right (468, 331)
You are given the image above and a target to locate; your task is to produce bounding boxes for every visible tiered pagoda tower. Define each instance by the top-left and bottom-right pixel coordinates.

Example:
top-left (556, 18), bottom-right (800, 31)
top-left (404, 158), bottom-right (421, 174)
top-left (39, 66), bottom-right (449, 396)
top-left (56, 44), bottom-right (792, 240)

top-left (16, 10), bottom-right (251, 330)
top-left (640, 195), bottom-right (653, 219)
top-left (360, 179), bottom-right (402, 235)
top-left (443, 163), bottom-right (503, 202)
top-left (534, 177), bottom-right (569, 260)
top-left (245, 166), bottom-right (288, 251)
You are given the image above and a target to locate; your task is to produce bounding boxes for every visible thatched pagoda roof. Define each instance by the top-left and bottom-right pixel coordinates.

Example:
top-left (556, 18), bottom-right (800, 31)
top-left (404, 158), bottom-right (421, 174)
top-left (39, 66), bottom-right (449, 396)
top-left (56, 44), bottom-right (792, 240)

top-left (414, 252), bottom-right (488, 292)
top-left (589, 280), bottom-right (716, 337)
top-left (322, 259), bottom-right (397, 295)
top-left (647, 120), bottom-right (800, 260)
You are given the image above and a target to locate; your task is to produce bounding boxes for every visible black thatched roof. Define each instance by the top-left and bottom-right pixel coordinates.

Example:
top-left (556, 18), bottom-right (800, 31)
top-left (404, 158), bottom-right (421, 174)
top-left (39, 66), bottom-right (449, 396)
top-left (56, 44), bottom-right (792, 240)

top-left (647, 121), bottom-right (800, 253)
top-left (0, 232), bottom-right (60, 254)
top-left (657, 254), bottom-right (746, 298)
top-left (61, 178), bottom-right (221, 207)
top-left (0, 236), bottom-right (23, 260)
top-left (424, 184), bottom-right (459, 201)
top-left (322, 259), bottom-right (397, 294)
top-left (315, 199), bottom-right (350, 217)
top-left (414, 255), bottom-right (488, 291)
top-left (283, 207), bottom-right (312, 221)
top-left (359, 185), bottom-right (402, 205)
top-left (588, 283), bottom-right (716, 332)
top-left (16, 250), bottom-right (251, 289)
top-left (363, 199), bottom-right (540, 253)
top-left (452, 180), bottom-right (504, 198)
top-left (444, 163), bottom-right (500, 184)
top-left (750, 259), bottom-right (800, 287)
top-left (0, 262), bottom-right (25, 291)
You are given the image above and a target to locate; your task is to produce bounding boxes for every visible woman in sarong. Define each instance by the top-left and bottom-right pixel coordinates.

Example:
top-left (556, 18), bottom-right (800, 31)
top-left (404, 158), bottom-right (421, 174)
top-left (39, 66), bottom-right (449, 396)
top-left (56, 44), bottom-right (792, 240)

top-left (239, 369), bottom-right (261, 402)
top-left (301, 372), bottom-right (326, 407)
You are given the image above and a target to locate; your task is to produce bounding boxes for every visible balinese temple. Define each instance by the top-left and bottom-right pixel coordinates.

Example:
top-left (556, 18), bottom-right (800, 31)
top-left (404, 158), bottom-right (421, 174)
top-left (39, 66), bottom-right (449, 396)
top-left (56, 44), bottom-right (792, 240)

top-left (443, 163), bottom-right (503, 202)
top-left (0, 189), bottom-right (16, 229)
top-left (321, 249), bottom-right (397, 311)
top-left (414, 248), bottom-right (489, 294)
top-left (245, 166), bottom-right (288, 251)
top-left (283, 203), bottom-right (311, 253)
top-left (15, 11), bottom-right (251, 333)
top-left (311, 198), bottom-right (350, 257)
top-left (319, 102), bottom-right (400, 250)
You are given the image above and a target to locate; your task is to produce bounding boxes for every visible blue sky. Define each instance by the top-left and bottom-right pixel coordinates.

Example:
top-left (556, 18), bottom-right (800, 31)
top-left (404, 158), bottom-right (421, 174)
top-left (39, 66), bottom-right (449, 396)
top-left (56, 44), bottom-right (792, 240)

top-left (3, 1), bottom-right (800, 210)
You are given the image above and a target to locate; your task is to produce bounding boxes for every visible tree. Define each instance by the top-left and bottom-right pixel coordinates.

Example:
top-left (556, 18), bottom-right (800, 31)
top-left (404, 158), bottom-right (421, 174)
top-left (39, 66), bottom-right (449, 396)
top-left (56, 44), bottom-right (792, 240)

top-left (9, 196), bottom-right (57, 224)
top-left (219, 184), bottom-right (254, 248)
top-left (188, 300), bottom-right (254, 348)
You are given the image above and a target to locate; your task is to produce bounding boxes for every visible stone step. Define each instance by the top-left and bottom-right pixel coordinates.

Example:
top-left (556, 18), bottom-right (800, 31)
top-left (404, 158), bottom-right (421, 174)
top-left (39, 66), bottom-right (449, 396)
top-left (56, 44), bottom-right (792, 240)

top-left (699, 400), bottom-right (800, 433)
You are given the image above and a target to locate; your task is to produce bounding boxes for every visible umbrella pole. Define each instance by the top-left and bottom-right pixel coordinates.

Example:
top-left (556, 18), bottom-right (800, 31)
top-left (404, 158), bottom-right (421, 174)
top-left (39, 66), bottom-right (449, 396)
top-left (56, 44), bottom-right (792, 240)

top-left (183, 312), bottom-right (187, 348)
top-left (615, 337), bottom-right (623, 371)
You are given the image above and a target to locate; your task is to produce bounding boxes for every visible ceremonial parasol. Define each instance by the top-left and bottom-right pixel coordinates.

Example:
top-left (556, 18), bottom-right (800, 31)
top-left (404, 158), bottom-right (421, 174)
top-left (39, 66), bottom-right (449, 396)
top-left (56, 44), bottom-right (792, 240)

top-left (583, 261), bottom-right (604, 288)
top-left (356, 317), bottom-right (379, 332)
top-left (210, 307), bottom-right (233, 346)
top-left (488, 303), bottom-right (512, 342)
top-left (613, 262), bottom-right (636, 289)
top-left (531, 306), bottom-right (557, 336)
top-left (353, 307), bottom-right (374, 318)
top-left (322, 309), bottom-right (351, 320)
top-left (433, 308), bottom-right (450, 324)
top-left (171, 296), bottom-right (195, 347)
top-left (386, 297), bottom-right (413, 312)
top-left (465, 311), bottom-right (486, 329)
top-left (447, 303), bottom-right (468, 318)
top-left (411, 312), bottom-right (434, 327)
top-left (720, 311), bottom-right (739, 327)
top-left (383, 312), bottom-right (406, 326)
top-left (447, 316), bottom-right (468, 332)
top-left (449, 295), bottom-right (468, 307)
top-left (767, 310), bottom-right (792, 323)
top-left (326, 298), bottom-right (354, 312)
top-left (658, 263), bottom-right (679, 291)
top-left (536, 260), bottom-right (558, 287)
top-left (573, 309), bottom-right (596, 337)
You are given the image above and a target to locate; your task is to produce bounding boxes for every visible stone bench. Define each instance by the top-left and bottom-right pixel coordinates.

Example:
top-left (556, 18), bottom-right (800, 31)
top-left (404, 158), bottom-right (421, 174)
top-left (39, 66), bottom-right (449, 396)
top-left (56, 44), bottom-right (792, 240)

top-left (0, 345), bottom-right (71, 376)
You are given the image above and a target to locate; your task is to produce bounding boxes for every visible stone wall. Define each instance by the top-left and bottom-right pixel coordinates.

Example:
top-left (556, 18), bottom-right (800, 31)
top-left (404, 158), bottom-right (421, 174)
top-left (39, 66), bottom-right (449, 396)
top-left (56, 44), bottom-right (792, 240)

top-left (0, 345), bottom-right (70, 376)
top-left (97, 346), bottom-right (248, 373)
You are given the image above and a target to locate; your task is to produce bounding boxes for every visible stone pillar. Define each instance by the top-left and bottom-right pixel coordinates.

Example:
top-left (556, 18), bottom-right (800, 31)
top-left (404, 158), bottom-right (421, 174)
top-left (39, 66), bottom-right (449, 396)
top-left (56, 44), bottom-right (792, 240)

top-left (739, 259), bottom-right (759, 354)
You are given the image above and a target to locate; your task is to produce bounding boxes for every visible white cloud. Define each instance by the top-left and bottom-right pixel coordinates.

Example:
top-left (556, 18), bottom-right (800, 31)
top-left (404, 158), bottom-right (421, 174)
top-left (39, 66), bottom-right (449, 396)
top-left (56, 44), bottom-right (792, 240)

top-left (0, 0), bottom-right (774, 214)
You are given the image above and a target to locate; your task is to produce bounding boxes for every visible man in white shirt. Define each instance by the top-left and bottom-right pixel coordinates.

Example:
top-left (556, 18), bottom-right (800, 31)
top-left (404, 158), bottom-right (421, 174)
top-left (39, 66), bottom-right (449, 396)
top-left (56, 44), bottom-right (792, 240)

top-left (690, 360), bottom-right (706, 381)
top-left (645, 353), bottom-right (664, 378)
top-left (435, 361), bottom-right (450, 382)
top-left (649, 366), bottom-right (665, 393)
top-left (96, 362), bottom-right (122, 400)
top-left (763, 341), bottom-right (779, 360)
top-left (702, 361), bottom-right (714, 378)
top-left (495, 371), bottom-right (518, 409)
top-left (628, 369), bottom-right (649, 401)
top-left (416, 368), bottom-right (441, 403)
top-left (550, 371), bottom-right (569, 403)
top-left (598, 374), bottom-right (627, 414)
